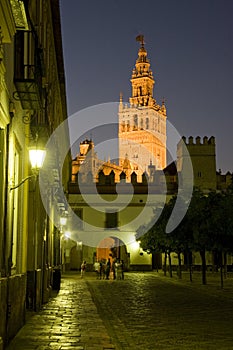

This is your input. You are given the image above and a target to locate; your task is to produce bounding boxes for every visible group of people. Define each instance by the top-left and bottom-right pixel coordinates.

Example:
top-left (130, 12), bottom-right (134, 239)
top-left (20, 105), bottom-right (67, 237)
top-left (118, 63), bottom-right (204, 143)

top-left (94, 258), bottom-right (125, 280)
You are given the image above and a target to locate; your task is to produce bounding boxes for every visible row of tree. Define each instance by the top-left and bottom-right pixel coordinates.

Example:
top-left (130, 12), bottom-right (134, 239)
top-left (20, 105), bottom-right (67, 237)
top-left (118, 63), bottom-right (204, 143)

top-left (137, 188), bottom-right (233, 287)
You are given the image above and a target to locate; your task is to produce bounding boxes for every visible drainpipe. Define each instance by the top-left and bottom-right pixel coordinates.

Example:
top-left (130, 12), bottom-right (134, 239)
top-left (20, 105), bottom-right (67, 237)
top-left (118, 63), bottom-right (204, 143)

top-left (2, 123), bottom-right (11, 346)
top-left (2, 123), bottom-right (10, 278)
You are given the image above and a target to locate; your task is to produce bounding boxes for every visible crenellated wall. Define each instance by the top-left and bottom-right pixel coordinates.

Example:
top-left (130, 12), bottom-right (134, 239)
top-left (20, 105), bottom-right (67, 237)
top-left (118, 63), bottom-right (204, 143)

top-left (177, 136), bottom-right (217, 191)
top-left (181, 136), bottom-right (215, 146)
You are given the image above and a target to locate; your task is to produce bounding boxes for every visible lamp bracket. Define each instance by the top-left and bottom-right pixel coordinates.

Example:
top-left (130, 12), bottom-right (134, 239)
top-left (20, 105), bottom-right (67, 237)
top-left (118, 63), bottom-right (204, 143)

top-left (10, 174), bottom-right (36, 191)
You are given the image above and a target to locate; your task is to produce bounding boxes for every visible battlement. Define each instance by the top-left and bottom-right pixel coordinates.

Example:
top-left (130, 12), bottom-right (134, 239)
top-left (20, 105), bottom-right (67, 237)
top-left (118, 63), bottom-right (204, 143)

top-left (69, 167), bottom-right (178, 195)
top-left (181, 136), bottom-right (215, 146)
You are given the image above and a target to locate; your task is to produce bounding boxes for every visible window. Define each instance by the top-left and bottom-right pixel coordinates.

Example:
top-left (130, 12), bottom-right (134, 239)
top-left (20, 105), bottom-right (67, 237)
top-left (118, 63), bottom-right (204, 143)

top-left (133, 114), bottom-right (138, 130)
top-left (105, 211), bottom-right (118, 229)
top-left (140, 118), bottom-right (143, 129)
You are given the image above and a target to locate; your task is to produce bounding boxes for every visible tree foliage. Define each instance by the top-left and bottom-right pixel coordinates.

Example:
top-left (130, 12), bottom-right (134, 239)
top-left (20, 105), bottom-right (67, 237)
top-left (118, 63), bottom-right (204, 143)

top-left (137, 188), bottom-right (233, 285)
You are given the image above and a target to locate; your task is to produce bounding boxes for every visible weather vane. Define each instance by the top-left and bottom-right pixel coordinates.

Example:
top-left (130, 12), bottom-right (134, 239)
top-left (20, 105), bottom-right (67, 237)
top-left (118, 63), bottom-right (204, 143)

top-left (136, 34), bottom-right (145, 47)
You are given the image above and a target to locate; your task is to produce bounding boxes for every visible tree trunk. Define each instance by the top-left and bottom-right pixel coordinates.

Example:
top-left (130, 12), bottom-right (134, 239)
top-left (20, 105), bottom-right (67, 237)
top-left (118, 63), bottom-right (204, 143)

top-left (223, 251), bottom-right (227, 279)
top-left (200, 249), bottom-right (207, 285)
top-left (187, 251), bottom-right (193, 282)
top-left (168, 251), bottom-right (172, 278)
top-left (220, 263), bottom-right (224, 289)
top-left (177, 252), bottom-right (182, 279)
top-left (163, 251), bottom-right (167, 276)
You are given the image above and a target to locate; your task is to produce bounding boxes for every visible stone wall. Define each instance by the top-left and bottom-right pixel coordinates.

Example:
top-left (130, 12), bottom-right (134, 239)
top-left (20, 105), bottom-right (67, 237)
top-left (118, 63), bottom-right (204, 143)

top-left (0, 274), bottom-right (26, 345)
top-left (0, 278), bottom-right (7, 345)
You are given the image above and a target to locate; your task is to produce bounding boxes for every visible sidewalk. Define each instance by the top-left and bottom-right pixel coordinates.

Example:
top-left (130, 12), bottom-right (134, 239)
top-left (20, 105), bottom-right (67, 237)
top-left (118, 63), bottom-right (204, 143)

top-left (6, 272), bottom-right (117, 350)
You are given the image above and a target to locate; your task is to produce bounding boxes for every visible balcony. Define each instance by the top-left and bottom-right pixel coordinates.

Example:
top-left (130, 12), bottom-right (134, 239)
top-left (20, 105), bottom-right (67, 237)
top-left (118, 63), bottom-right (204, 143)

top-left (14, 30), bottom-right (44, 110)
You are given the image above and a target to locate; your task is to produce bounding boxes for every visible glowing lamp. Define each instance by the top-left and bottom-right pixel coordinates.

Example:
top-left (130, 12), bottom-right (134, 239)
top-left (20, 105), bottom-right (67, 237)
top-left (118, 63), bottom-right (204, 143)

top-left (29, 149), bottom-right (46, 170)
top-left (64, 231), bottom-right (71, 239)
top-left (60, 217), bottom-right (67, 226)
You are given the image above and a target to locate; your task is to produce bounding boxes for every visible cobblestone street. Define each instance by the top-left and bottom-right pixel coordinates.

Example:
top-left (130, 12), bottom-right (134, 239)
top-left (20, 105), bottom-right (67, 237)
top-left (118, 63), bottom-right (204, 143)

top-left (6, 274), bottom-right (116, 350)
top-left (86, 272), bottom-right (233, 350)
top-left (6, 272), bottom-right (233, 350)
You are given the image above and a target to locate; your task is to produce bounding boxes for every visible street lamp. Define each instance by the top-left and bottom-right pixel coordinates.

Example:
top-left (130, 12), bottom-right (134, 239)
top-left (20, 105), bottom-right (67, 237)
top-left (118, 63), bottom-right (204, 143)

top-left (10, 147), bottom-right (46, 190)
top-left (29, 148), bottom-right (46, 172)
top-left (60, 216), bottom-right (67, 227)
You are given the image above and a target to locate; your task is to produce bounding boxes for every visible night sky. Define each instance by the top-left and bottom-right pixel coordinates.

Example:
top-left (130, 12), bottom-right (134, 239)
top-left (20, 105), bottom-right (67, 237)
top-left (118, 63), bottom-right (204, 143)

top-left (60, 0), bottom-right (233, 173)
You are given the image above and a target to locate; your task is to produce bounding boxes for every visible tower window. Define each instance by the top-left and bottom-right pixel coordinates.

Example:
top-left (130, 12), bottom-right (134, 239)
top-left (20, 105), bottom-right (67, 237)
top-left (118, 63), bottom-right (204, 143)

top-left (146, 117), bottom-right (149, 129)
top-left (140, 118), bottom-right (143, 129)
top-left (133, 114), bottom-right (138, 130)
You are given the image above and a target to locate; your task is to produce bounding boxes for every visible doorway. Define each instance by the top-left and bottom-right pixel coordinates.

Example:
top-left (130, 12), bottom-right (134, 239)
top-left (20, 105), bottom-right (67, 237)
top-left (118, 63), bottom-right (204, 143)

top-left (96, 236), bottom-right (129, 269)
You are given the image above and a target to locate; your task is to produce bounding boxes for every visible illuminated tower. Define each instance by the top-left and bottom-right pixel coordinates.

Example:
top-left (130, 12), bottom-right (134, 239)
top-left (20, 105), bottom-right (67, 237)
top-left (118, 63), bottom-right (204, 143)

top-left (119, 36), bottom-right (167, 175)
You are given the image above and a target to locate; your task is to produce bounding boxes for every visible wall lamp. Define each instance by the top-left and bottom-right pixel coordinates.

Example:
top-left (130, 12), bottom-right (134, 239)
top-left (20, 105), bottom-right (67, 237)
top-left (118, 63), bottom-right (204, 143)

top-left (60, 216), bottom-right (67, 226)
top-left (10, 148), bottom-right (46, 191)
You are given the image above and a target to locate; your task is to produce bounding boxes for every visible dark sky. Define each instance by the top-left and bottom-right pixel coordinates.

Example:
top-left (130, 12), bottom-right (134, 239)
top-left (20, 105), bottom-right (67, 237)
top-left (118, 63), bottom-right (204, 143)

top-left (60, 0), bottom-right (233, 173)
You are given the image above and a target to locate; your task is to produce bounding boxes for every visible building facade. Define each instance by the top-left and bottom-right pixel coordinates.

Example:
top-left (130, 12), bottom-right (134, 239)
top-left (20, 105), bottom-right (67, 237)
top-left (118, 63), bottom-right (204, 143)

top-left (0, 1), bottom-right (69, 347)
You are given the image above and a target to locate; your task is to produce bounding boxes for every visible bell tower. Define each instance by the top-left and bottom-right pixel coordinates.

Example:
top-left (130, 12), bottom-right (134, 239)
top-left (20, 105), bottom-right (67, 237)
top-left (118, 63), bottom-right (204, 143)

top-left (129, 35), bottom-right (155, 108)
top-left (119, 36), bottom-right (167, 175)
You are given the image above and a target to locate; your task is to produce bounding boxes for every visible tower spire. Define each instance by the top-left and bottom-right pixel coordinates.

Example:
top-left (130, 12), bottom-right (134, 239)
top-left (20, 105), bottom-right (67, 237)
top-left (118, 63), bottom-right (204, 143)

top-left (129, 35), bottom-right (155, 107)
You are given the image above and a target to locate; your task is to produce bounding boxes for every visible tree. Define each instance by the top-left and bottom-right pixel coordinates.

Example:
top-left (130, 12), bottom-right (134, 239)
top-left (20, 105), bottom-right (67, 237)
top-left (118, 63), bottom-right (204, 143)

top-left (210, 190), bottom-right (233, 288)
top-left (138, 198), bottom-right (175, 276)
top-left (185, 189), bottom-right (215, 285)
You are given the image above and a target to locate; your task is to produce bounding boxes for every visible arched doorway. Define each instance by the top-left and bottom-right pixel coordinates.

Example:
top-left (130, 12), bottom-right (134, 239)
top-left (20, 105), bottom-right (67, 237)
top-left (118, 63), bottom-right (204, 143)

top-left (96, 237), bottom-right (129, 270)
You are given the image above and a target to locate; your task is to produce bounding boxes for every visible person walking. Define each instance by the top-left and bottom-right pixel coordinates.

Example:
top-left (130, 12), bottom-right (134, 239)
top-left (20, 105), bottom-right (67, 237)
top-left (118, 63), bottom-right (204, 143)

top-left (81, 260), bottom-right (86, 278)
top-left (115, 260), bottom-right (125, 280)
top-left (112, 258), bottom-right (116, 280)
top-left (121, 260), bottom-right (125, 280)
top-left (99, 260), bottom-right (103, 279)
top-left (94, 260), bottom-right (100, 279)
top-left (105, 258), bottom-right (111, 280)
top-left (116, 260), bottom-right (122, 280)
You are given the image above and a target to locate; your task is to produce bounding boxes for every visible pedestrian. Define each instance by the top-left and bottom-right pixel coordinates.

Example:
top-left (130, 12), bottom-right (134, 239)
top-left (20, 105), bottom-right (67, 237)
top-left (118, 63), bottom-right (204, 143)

top-left (101, 260), bottom-right (106, 279)
top-left (94, 260), bottom-right (100, 279)
top-left (81, 260), bottom-right (86, 278)
top-left (99, 260), bottom-right (103, 279)
top-left (115, 260), bottom-right (125, 280)
top-left (105, 258), bottom-right (111, 280)
top-left (112, 258), bottom-right (116, 280)
top-left (116, 260), bottom-right (122, 280)
top-left (121, 260), bottom-right (125, 280)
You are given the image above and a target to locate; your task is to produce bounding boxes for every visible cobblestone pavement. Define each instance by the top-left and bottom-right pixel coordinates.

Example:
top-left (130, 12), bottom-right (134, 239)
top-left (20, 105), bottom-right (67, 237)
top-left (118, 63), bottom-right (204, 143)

top-left (6, 273), bottom-right (117, 350)
top-left (86, 272), bottom-right (233, 350)
top-left (6, 272), bottom-right (233, 350)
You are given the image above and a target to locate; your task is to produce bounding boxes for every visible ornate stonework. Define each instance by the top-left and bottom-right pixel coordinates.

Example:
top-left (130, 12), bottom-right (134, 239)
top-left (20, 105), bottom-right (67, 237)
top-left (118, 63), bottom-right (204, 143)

top-left (119, 36), bottom-right (166, 173)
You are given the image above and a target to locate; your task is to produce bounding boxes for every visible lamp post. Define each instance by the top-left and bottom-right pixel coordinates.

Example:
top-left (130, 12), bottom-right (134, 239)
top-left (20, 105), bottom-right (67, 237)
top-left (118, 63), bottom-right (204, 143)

top-left (29, 147), bottom-right (46, 309)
